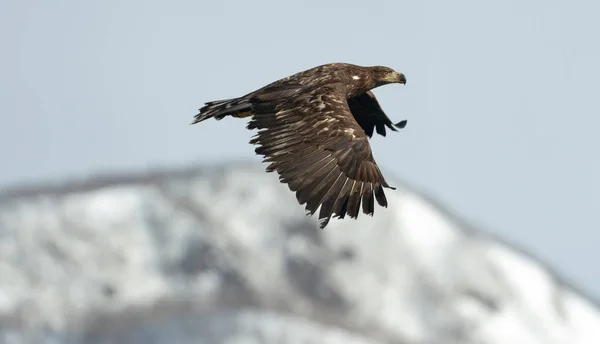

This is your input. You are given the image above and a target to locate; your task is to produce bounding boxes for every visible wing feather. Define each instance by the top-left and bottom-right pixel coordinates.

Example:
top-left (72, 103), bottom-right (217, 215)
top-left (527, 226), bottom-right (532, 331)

top-left (346, 181), bottom-right (363, 218)
top-left (248, 83), bottom-right (394, 228)
top-left (347, 91), bottom-right (405, 138)
top-left (361, 183), bottom-right (375, 215)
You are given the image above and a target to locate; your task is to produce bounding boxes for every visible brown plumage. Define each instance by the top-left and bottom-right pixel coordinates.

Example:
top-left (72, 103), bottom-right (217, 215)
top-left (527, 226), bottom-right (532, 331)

top-left (192, 63), bottom-right (407, 228)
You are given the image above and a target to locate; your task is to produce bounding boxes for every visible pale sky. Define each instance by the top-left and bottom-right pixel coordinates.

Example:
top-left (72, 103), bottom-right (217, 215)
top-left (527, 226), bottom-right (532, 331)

top-left (1, 0), bottom-right (599, 298)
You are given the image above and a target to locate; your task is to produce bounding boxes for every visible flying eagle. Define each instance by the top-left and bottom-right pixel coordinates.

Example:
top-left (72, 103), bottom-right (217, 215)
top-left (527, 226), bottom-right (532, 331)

top-left (192, 63), bottom-right (407, 228)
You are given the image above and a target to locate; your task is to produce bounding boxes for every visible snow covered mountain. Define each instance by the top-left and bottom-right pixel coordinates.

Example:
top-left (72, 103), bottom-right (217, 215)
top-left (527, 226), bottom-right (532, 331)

top-left (0, 162), bottom-right (599, 344)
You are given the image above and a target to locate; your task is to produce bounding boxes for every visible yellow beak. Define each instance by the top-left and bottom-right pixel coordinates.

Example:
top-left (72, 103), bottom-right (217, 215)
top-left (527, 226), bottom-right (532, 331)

top-left (384, 71), bottom-right (407, 84)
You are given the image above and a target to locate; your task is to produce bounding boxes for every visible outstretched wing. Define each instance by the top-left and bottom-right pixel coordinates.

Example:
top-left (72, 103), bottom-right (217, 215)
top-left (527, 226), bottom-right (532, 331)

top-left (347, 91), bottom-right (406, 138)
top-left (247, 83), bottom-right (395, 228)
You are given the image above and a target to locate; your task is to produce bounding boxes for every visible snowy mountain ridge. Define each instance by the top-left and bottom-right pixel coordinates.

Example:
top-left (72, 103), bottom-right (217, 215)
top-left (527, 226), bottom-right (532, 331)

top-left (0, 162), bottom-right (599, 344)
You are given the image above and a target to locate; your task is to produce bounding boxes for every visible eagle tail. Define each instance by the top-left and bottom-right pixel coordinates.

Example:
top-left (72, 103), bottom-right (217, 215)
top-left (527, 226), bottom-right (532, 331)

top-left (191, 97), bottom-right (252, 124)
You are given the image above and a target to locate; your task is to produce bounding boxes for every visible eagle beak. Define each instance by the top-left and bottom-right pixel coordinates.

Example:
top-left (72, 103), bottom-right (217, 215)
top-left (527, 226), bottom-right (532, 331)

top-left (397, 72), bottom-right (406, 85)
top-left (385, 71), bottom-right (406, 84)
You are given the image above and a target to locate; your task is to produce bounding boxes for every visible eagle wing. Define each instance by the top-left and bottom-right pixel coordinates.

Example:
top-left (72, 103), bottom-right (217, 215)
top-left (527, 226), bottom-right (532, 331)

top-left (248, 83), bottom-right (395, 228)
top-left (347, 91), bottom-right (406, 137)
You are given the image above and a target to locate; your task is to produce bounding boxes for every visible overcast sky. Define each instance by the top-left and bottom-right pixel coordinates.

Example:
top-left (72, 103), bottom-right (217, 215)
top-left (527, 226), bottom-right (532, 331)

top-left (1, 0), bottom-right (599, 299)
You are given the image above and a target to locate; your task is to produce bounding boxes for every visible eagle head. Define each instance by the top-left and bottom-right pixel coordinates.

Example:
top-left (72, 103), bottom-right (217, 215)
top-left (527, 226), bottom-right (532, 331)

top-left (371, 66), bottom-right (407, 86)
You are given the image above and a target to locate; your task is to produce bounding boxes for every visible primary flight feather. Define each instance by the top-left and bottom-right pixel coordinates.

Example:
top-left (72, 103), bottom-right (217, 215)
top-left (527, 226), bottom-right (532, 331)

top-left (192, 63), bottom-right (407, 228)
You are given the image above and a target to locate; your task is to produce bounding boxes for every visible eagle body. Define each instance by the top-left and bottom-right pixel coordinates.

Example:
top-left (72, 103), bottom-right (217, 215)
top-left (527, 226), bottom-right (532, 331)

top-left (193, 63), bottom-right (407, 228)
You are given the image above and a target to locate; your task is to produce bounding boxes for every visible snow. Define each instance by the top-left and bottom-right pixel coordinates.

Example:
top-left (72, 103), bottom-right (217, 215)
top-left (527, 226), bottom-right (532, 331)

top-left (0, 162), bottom-right (598, 344)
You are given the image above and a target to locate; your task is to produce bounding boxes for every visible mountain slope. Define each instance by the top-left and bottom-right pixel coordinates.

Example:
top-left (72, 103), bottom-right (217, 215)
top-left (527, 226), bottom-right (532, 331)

top-left (0, 162), bottom-right (598, 344)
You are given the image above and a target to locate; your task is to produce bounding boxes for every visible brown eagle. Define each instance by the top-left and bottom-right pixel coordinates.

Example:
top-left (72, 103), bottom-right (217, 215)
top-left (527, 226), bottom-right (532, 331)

top-left (192, 63), bottom-right (407, 228)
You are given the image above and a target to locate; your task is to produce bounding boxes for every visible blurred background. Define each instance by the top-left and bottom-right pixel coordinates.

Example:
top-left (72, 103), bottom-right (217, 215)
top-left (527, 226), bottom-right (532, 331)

top-left (1, 0), bottom-right (599, 343)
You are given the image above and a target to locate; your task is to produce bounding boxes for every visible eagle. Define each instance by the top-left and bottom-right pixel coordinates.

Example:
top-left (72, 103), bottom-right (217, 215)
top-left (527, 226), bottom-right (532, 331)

top-left (192, 63), bottom-right (407, 228)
